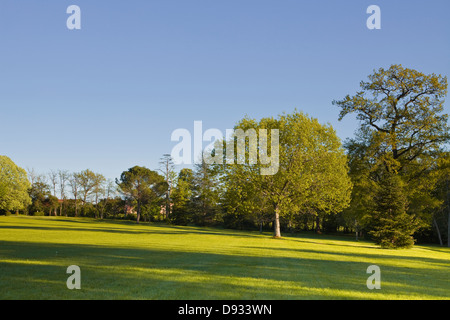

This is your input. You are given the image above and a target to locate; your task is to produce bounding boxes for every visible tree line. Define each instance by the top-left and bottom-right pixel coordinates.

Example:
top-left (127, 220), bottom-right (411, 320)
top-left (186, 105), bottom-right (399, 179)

top-left (1, 65), bottom-right (449, 248)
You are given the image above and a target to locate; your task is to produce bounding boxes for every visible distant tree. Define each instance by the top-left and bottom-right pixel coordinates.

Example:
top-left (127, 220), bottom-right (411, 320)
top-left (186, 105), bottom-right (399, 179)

top-left (159, 154), bottom-right (176, 219)
top-left (92, 173), bottom-right (106, 218)
top-left (26, 167), bottom-right (38, 186)
top-left (68, 173), bottom-right (80, 217)
top-left (76, 169), bottom-right (97, 214)
top-left (44, 195), bottom-right (60, 217)
top-left (116, 166), bottom-right (167, 223)
top-left (105, 197), bottom-right (125, 219)
top-left (58, 170), bottom-right (70, 216)
top-left (97, 179), bottom-right (117, 219)
top-left (333, 64), bottom-right (448, 174)
top-left (48, 170), bottom-right (59, 215)
top-left (29, 180), bottom-right (51, 215)
top-left (171, 168), bottom-right (195, 225)
top-left (0, 156), bottom-right (31, 214)
top-left (48, 170), bottom-right (58, 197)
top-left (192, 160), bottom-right (221, 226)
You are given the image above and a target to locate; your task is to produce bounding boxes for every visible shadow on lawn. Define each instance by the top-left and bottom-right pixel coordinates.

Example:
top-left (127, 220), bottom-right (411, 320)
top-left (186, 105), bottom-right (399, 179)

top-left (242, 245), bottom-right (450, 269)
top-left (0, 223), bottom-right (266, 239)
top-left (0, 240), bottom-right (449, 300)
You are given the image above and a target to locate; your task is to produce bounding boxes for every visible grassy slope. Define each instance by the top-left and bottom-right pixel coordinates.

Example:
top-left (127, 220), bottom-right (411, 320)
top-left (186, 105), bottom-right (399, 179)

top-left (0, 216), bottom-right (449, 300)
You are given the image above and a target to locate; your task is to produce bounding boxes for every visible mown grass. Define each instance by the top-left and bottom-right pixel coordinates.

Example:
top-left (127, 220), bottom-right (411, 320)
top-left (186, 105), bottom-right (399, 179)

top-left (0, 216), bottom-right (449, 300)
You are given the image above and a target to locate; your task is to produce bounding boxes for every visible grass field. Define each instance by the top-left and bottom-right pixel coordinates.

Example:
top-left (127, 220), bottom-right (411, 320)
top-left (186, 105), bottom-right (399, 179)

top-left (0, 216), bottom-right (449, 300)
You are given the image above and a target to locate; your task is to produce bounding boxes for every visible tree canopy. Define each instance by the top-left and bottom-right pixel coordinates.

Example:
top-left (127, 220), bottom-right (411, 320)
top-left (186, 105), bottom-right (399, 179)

top-left (334, 64), bottom-right (448, 173)
top-left (334, 65), bottom-right (449, 247)
top-left (116, 166), bottom-right (167, 223)
top-left (0, 155), bottom-right (31, 213)
top-left (220, 111), bottom-right (353, 238)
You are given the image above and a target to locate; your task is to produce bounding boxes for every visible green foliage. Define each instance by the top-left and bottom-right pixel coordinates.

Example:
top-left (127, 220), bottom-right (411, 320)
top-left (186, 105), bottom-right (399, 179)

top-left (191, 160), bottom-right (222, 226)
top-left (75, 169), bottom-right (105, 217)
top-left (334, 64), bottom-right (448, 173)
top-left (221, 110), bottom-right (353, 237)
top-left (369, 173), bottom-right (419, 249)
top-left (171, 168), bottom-right (195, 225)
top-left (0, 155), bottom-right (31, 212)
top-left (335, 65), bottom-right (449, 245)
top-left (116, 166), bottom-right (167, 223)
top-left (29, 181), bottom-right (51, 215)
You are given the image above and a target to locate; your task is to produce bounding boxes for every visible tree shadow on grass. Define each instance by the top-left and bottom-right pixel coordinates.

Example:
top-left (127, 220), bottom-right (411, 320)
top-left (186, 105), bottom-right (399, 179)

top-left (241, 246), bottom-right (450, 268)
top-left (0, 240), bottom-right (448, 300)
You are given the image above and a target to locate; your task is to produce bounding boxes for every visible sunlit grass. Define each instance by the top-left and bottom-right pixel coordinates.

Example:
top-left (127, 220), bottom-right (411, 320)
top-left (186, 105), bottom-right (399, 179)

top-left (0, 216), bottom-right (449, 299)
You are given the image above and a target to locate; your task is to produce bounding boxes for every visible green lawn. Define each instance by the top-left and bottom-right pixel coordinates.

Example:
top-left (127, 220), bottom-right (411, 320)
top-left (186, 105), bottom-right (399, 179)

top-left (0, 216), bottom-right (449, 300)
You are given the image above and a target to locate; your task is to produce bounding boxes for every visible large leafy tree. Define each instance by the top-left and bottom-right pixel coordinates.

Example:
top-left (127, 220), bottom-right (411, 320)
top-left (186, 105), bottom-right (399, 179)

top-left (158, 154), bottom-right (176, 219)
top-left (0, 155), bottom-right (31, 213)
top-left (221, 111), bottom-right (352, 238)
top-left (116, 166), bottom-right (167, 223)
top-left (334, 64), bottom-right (448, 173)
top-left (334, 65), bottom-right (449, 245)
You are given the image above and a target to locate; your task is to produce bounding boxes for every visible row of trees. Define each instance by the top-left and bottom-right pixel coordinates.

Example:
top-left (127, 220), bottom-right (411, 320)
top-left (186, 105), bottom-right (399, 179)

top-left (26, 168), bottom-right (117, 218)
top-left (0, 159), bottom-right (174, 222)
top-left (1, 65), bottom-right (449, 248)
top-left (334, 65), bottom-right (449, 248)
top-left (168, 65), bottom-right (450, 248)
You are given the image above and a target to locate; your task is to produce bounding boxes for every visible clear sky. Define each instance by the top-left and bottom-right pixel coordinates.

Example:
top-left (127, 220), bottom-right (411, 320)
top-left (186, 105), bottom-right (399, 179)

top-left (0, 0), bottom-right (449, 180)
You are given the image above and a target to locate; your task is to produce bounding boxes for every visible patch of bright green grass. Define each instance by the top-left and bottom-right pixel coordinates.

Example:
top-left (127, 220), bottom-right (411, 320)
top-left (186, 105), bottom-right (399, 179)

top-left (0, 216), bottom-right (449, 299)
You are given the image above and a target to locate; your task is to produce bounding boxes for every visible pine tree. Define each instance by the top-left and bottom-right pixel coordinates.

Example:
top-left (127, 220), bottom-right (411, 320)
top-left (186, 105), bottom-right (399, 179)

top-left (369, 173), bottom-right (419, 249)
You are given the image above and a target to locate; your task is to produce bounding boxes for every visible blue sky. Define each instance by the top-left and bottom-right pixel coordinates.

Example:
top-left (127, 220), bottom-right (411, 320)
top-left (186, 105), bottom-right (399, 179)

top-left (0, 0), bottom-right (449, 180)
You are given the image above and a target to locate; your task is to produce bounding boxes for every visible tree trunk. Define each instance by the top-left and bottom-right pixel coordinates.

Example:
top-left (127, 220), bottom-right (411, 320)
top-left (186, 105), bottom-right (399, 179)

top-left (165, 193), bottom-right (170, 220)
top-left (447, 180), bottom-right (450, 247)
top-left (274, 206), bottom-right (281, 238)
top-left (433, 218), bottom-right (443, 247)
top-left (447, 207), bottom-right (450, 248)
top-left (136, 201), bottom-right (141, 224)
top-left (316, 215), bottom-right (321, 233)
